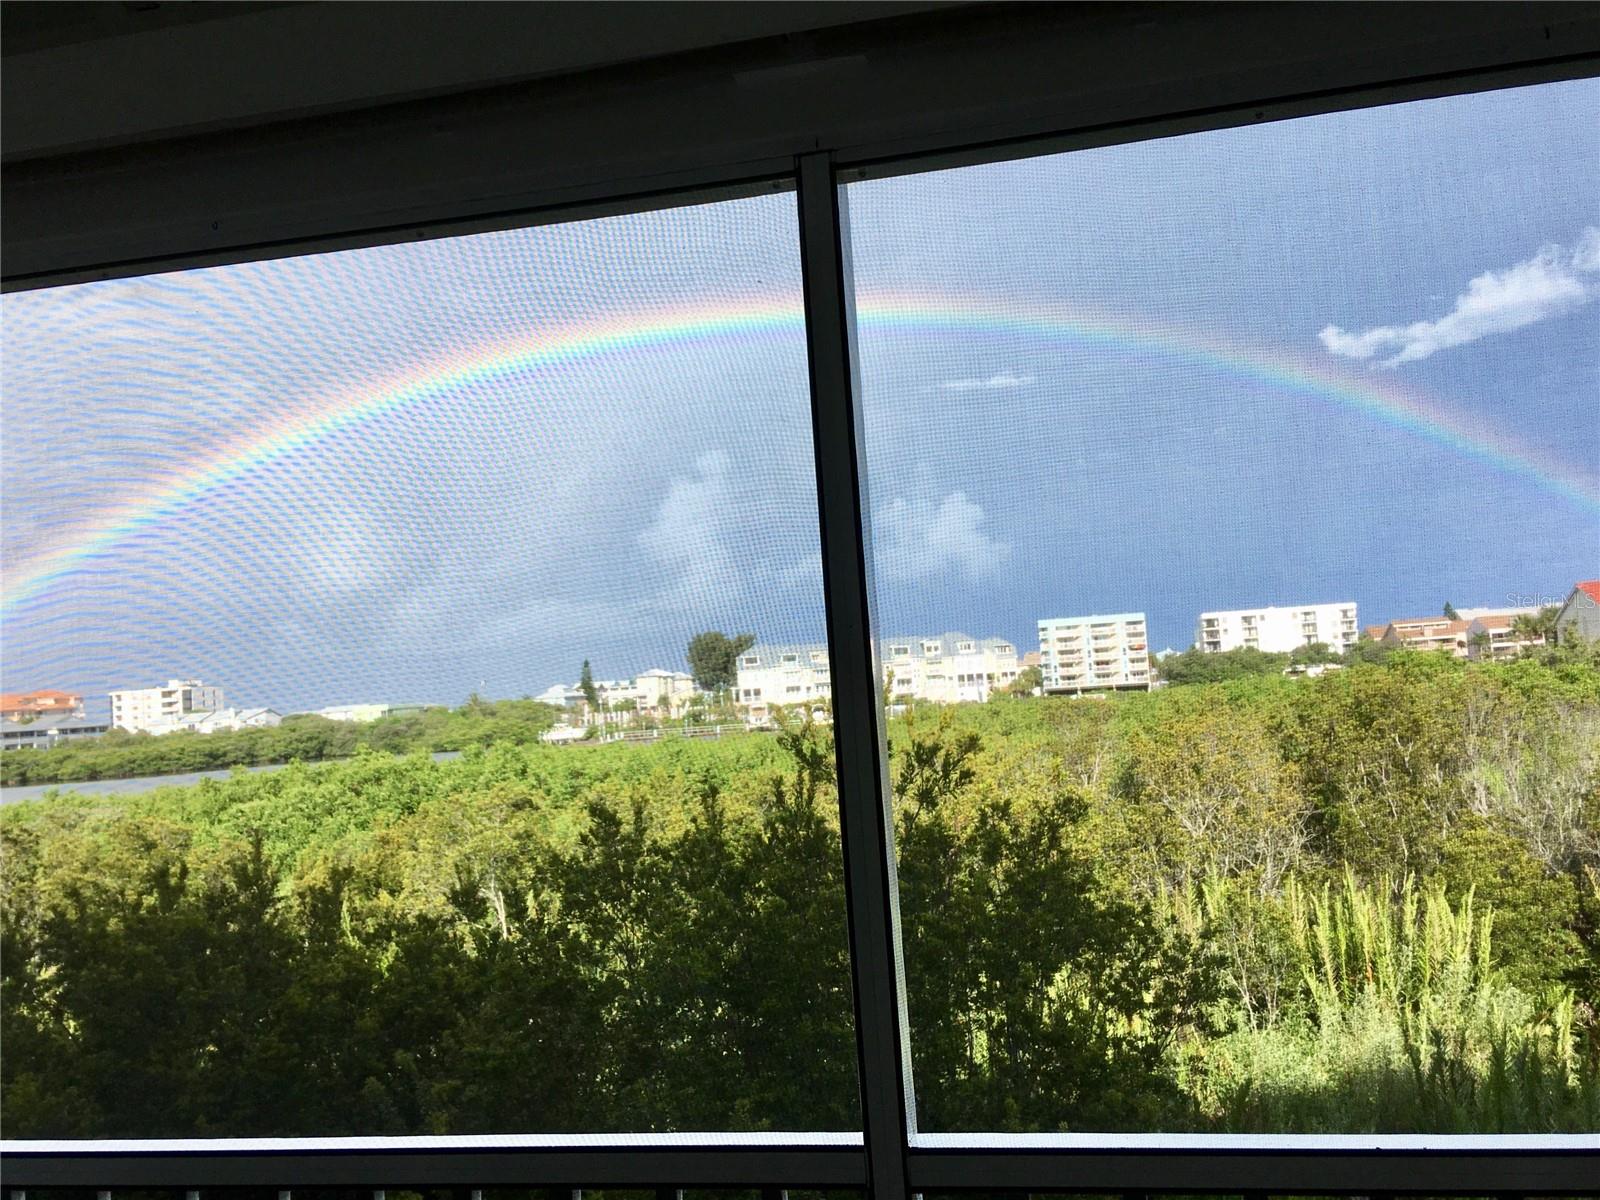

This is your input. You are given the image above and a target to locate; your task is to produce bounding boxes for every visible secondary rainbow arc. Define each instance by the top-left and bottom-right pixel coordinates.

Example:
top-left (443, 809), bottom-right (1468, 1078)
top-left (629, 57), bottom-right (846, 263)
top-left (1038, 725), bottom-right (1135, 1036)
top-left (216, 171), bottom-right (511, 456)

top-left (4, 291), bottom-right (1595, 613)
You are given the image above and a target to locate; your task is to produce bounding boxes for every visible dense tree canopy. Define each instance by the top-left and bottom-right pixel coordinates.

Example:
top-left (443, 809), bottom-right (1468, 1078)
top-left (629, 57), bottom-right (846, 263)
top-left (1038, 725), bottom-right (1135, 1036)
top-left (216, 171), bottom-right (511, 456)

top-left (0, 700), bottom-right (561, 787)
top-left (3, 651), bottom-right (1597, 1136)
top-left (1156, 645), bottom-right (1289, 684)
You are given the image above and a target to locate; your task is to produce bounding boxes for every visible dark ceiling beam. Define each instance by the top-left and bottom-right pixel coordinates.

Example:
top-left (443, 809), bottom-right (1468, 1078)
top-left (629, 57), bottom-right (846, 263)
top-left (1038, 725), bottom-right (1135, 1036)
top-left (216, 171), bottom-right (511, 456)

top-left (4, 2), bottom-right (1597, 287)
top-left (1, 1), bottom-right (959, 160)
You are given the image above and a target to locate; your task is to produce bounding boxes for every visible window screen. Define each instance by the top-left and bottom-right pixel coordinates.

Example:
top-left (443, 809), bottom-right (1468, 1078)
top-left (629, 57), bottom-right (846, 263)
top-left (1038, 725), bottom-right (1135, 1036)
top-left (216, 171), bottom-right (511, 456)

top-left (0, 190), bottom-right (860, 1136)
top-left (845, 79), bottom-right (1600, 1133)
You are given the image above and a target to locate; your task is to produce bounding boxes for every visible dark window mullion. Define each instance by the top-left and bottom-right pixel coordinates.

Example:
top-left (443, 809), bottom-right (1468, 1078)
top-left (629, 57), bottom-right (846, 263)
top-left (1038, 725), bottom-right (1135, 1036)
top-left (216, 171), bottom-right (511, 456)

top-left (796, 150), bottom-right (916, 1200)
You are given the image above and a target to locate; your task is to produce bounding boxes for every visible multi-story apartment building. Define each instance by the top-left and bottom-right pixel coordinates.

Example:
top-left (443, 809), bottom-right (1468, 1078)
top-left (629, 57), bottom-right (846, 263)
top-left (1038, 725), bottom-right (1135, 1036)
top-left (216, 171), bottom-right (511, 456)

top-left (1377, 607), bottom-right (1536, 659)
top-left (735, 633), bottom-right (1020, 721)
top-left (612, 669), bottom-right (700, 717)
top-left (0, 689), bottom-right (86, 720)
top-left (1038, 613), bottom-right (1150, 693)
top-left (735, 643), bottom-right (834, 723)
top-left (109, 678), bottom-right (224, 733)
top-left (880, 634), bottom-right (1020, 707)
top-left (1196, 602), bottom-right (1358, 655)
top-left (1377, 616), bottom-right (1468, 656)
top-left (1464, 614), bottom-right (1541, 661)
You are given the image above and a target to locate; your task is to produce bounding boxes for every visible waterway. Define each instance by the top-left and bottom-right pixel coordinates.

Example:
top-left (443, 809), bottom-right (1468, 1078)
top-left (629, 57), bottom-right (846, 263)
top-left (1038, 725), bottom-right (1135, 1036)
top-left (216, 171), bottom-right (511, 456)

top-left (0, 750), bottom-right (462, 805)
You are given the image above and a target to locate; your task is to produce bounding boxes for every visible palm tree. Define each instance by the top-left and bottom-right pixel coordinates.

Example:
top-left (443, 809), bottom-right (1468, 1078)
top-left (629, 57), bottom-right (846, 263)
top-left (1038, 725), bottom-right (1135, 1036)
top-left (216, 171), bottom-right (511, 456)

top-left (1511, 605), bottom-right (1560, 651)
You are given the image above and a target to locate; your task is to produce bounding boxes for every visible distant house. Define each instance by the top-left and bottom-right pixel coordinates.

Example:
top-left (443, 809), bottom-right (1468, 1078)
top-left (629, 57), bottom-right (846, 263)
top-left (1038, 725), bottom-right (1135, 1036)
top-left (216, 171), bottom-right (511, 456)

top-left (0, 689), bottom-right (86, 720)
top-left (1464, 614), bottom-right (1540, 661)
top-left (1379, 617), bottom-right (1471, 657)
top-left (1284, 662), bottom-right (1344, 678)
top-left (540, 724), bottom-right (589, 744)
top-left (735, 645), bottom-right (832, 724)
top-left (1556, 581), bottom-right (1600, 644)
top-left (315, 703), bottom-right (391, 723)
top-left (734, 633), bottom-right (1019, 722)
top-left (536, 683), bottom-right (586, 710)
top-left (626, 669), bottom-right (700, 718)
top-left (1, 712), bottom-right (111, 751)
top-left (314, 702), bottom-right (431, 722)
top-left (174, 707), bottom-right (282, 735)
top-left (1377, 607), bottom-right (1540, 659)
top-left (541, 670), bottom-right (701, 724)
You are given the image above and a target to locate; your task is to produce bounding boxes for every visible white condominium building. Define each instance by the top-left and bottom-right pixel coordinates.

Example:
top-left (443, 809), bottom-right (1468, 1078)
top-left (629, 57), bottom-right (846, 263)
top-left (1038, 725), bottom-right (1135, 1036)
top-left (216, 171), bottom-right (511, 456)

top-left (541, 669), bottom-right (702, 723)
top-left (734, 633), bottom-right (1020, 720)
top-left (1038, 613), bottom-right (1150, 693)
top-left (735, 643), bottom-right (833, 723)
top-left (109, 678), bottom-right (225, 734)
top-left (879, 633), bottom-right (1020, 706)
top-left (1196, 602), bottom-right (1358, 655)
top-left (609, 669), bottom-right (700, 717)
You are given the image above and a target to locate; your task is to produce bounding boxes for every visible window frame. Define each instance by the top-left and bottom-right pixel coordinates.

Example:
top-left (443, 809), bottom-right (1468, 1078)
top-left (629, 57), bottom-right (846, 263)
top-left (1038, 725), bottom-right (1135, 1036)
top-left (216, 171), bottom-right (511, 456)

top-left (5, 49), bottom-right (1600, 1200)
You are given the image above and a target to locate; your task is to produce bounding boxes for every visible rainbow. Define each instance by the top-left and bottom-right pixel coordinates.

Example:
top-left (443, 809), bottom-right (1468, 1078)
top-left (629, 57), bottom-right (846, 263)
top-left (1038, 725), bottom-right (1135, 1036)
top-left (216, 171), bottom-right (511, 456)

top-left (4, 291), bottom-right (1595, 612)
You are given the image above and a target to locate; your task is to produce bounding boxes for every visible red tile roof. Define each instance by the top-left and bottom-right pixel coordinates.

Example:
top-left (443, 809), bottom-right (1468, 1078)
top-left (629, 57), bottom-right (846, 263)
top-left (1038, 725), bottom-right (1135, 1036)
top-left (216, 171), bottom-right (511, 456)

top-left (1385, 619), bottom-right (1468, 641)
top-left (1576, 580), bottom-right (1600, 604)
top-left (0, 689), bottom-right (83, 714)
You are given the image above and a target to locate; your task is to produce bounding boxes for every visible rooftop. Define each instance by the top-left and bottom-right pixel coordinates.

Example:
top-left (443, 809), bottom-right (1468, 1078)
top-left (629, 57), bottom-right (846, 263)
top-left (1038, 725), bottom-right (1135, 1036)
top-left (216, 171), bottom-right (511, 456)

top-left (0, 713), bottom-right (110, 734)
top-left (1039, 613), bottom-right (1146, 626)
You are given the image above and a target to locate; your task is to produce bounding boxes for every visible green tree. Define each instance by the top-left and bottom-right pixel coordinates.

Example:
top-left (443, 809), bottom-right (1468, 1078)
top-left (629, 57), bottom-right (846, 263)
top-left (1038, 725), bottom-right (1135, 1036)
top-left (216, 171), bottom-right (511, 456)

top-left (1342, 633), bottom-right (1393, 666)
top-left (579, 659), bottom-right (600, 711)
top-left (1511, 605), bottom-right (1560, 649)
top-left (1285, 655), bottom-right (1469, 877)
top-left (7, 653), bottom-right (1599, 1138)
top-left (893, 715), bottom-right (1214, 1129)
top-left (1289, 641), bottom-right (1339, 667)
top-left (1444, 601), bottom-right (1461, 620)
top-left (686, 631), bottom-right (755, 692)
top-left (1114, 699), bottom-right (1309, 894)
top-left (1158, 646), bottom-right (1288, 685)
top-left (1006, 664), bottom-right (1043, 695)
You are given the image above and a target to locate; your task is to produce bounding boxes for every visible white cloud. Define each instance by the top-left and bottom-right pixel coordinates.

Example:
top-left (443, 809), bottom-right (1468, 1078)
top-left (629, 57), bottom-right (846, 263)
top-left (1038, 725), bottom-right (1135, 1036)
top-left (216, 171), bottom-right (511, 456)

top-left (940, 372), bottom-right (1036, 391)
top-left (1320, 227), bottom-right (1600, 367)
top-left (874, 491), bottom-right (1011, 583)
top-left (636, 451), bottom-right (820, 610)
top-left (637, 450), bottom-right (740, 606)
top-left (760, 550), bottom-right (824, 593)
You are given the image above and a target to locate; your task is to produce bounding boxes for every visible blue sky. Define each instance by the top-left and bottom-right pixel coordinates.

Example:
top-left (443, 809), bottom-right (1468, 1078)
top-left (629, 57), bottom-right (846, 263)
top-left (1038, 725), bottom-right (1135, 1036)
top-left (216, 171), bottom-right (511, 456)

top-left (3, 79), bottom-right (1596, 715)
